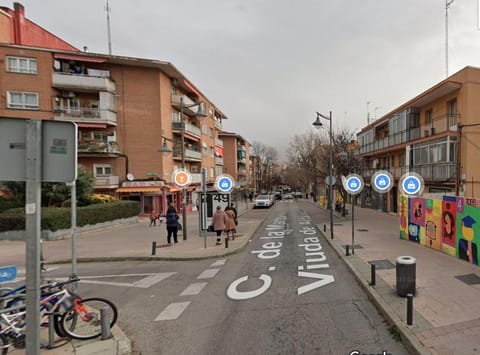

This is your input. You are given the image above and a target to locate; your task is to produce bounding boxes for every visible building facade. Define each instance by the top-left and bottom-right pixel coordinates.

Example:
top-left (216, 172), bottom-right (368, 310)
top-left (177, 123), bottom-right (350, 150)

top-left (357, 66), bottom-right (480, 213)
top-left (0, 3), bottom-right (243, 216)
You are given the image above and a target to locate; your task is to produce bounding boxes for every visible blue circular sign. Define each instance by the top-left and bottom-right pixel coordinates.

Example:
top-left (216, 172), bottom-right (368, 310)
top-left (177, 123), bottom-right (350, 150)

top-left (372, 171), bottom-right (393, 193)
top-left (402, 175), bottom-right (421, 195)
top-left (216, 175), bottom-right (234, 193)
top-left (344, 174), bottom-right (364, 195)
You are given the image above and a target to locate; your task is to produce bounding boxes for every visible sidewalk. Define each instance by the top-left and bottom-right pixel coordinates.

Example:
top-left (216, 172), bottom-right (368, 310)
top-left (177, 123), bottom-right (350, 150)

top-left (3, 200), bottom-right (480, 354)
top-left (316, 202), bottom-right (480, 355)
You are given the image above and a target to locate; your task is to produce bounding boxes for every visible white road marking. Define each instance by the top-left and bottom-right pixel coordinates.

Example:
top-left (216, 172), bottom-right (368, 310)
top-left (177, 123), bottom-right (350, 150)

top-left (197, 269), bottom-right (220, 279)
top-left (155, 302), bottom-right (191, 321)
top-left (269, 266), bottom-right (276, 271)
top-left (180, 282), bottom-right (207, 296)
top-left (210, 259), bottom-right (226, 267)
top-left (132, 273), bottom-right (176, 288)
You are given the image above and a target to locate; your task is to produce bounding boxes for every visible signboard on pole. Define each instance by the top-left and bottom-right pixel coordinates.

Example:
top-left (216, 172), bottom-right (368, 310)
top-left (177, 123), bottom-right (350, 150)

top-left (0, 265), bottom-right (17, 283)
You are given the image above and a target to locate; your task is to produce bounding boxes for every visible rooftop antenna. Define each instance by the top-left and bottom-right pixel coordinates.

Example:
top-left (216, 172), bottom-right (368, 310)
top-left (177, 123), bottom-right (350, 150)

top-left (366, 101), bottom-right (371, 125)
top-left (445, 0), bottom-right (454, 78)
top-left (105, 0), bottom-right (112, 55)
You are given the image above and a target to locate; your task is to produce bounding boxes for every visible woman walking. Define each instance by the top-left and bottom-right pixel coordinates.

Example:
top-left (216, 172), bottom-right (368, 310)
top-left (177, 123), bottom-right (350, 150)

top-left (224, 207), bottom-right (236, 241)
top-left (212, 205), bottom-right (226, 245)
top-left (165, 203), bottom-right (179, 244)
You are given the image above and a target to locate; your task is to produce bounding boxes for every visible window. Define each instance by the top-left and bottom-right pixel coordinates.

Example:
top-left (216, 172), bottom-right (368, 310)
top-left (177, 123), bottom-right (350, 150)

top-left (7, 91), bottom-right (39, 109)
top-left (7, 56), bottom-right (37, 74)
top-left (425, 109), bottom-right (433, 126)
top-left (210, 147), bottom-right (215, 158)
top-left (94, 164), bottom-right (112, 177)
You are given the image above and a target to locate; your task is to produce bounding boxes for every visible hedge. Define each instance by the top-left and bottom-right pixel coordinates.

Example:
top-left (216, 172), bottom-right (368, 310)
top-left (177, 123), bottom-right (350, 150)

top-left (0, 200), bottom-right (140, 232)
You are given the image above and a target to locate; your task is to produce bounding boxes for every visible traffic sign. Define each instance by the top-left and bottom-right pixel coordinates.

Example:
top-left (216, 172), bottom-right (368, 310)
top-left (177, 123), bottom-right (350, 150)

top-left (325, 175), bottom-right (336, 186)
top-left (344, 174), bottom-right (364, 195)
top-left (215, 174), bottom-right (234, 193)
top-left (172, 169), bottom-right (192, 188)
top-left (372, 170), bottom-right (393, 193)
top-left (400, 173), bottom-right (424, 196)
top-left (0, 265), bottom-right (17, 283)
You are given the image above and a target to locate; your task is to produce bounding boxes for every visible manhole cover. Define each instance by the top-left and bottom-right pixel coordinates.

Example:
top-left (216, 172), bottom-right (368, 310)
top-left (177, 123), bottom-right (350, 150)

top-left (342, 244), bottom-right (363, 250)
top-left (455, 273), bottom-right (480, 285)
top-left (368, 259), bottom-right (395, 270)
top-left (357, 228), bottom-right (369, 232)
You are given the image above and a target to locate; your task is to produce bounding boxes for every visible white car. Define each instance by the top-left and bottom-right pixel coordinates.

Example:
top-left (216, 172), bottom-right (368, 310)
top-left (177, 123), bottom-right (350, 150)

top-left (254, 194), bottom-right (273, 208)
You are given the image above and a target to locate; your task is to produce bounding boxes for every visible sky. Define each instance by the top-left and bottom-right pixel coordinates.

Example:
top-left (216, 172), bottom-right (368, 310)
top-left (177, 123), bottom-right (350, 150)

top-left (8, 0), bottom-right (480, 160)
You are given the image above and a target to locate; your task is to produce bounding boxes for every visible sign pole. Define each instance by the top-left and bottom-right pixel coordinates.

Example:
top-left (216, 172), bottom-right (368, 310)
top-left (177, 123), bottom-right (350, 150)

top-left (70, 180), bottom-right (78, 283)
top-left (25, 120), bottom-right (42, 354)
top-left (352, 195), bottom-right (355, 254)
top-left (201, 168), bottom-right (207, 249)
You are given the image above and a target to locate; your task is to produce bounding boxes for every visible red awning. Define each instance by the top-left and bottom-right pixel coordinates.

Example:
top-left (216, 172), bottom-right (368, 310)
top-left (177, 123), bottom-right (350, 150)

top-left (54, 53), bottom-right (107, 63)
top-left (214, 146), bottom-right (223, 157)
top-left (116, 187), bottom-right (162, 193)
top-left (76, 123), bottom-right (107, 128)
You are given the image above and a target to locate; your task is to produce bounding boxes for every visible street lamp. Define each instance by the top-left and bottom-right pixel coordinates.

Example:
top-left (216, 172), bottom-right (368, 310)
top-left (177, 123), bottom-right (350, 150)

top-left (313, 111), bottom-right (334, 240)
top-left (160, 96), bottom-right (207, 240)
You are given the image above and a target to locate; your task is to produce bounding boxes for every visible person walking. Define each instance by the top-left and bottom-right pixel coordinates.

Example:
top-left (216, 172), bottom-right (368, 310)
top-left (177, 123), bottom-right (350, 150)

top-left (224, 206), bottom-right (236, 241)
top-left (212, 205), bottom-right (226, 245)
top-left (149, 210), bottom-right (159, 227)
top-left (165, 203), bottom-right (179, 244)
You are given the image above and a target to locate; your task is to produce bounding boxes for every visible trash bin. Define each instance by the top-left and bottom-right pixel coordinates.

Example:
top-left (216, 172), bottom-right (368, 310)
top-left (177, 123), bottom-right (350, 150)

top-left (396, 256), bottom-right (416, 297)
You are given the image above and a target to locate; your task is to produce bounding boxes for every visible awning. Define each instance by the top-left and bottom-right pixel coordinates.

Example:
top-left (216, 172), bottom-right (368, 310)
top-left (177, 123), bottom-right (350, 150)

top-left (214, 146), bottom-right (223, 157)
top-left (54, 53), bottom-right (107, 63)
top-left (116, 187), bottom-right (162, 193)
top-left (77, 123), bottom-right (107, 128)
top-left (184, 133), bottom-right (200, 142)
top-left (164, 184), bottom-right (181, 192)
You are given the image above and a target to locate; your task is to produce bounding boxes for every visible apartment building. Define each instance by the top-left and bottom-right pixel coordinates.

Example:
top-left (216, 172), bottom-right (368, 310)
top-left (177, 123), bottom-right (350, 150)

top-left (218, 131), bottom-right (252, 196)
top-left (0, 3), bottom-right (232, 215)
top-left (357, 66), bottom-right (480, 213)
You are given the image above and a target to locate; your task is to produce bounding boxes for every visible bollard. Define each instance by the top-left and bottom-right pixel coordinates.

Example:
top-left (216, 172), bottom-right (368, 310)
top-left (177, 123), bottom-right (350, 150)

top-left (346, 245), bottom-right (350, 256)
top-left (101, 307), bottom-right (112, 340)
top-left (151, 241), bottom-right (157, 256)
top-left (47, 313), bottom-right (55, 348)
top-left (406, 293), bottom-right (413, 326)
top-left (370, 264), bottom-right (376, 286)
top-left (225, 237), bottom-right (229, 248)
top-left (323, 224), bottom-right (326, 232)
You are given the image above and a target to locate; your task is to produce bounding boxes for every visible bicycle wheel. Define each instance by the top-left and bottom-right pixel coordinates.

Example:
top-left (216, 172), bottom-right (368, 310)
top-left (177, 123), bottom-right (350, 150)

top-left (0, 333), bottom-right (9, 355)
top-left (59, 298), bottom-right (118, 340)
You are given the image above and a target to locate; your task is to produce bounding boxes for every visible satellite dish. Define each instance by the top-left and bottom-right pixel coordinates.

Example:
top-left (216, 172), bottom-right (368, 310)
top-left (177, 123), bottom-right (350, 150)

top-left (127, 173), bottom-right (134, 181)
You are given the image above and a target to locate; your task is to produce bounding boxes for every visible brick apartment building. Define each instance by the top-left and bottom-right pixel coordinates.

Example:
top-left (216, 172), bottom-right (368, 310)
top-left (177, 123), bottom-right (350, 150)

top-left (0, 2), bottom-right (250, 216)
top-left (357, 66), bottom-right (480, 213)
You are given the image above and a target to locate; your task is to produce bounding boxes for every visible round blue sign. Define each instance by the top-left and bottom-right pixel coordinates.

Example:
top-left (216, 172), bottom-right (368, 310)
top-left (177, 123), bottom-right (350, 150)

top-left (372, 171), bottom-right (393, 193)
top-left (216, 175), bottom-right (234, 193)
top-left (402, 176), bottom-right (421, 195)
top-left (345, 174), bottom-right (364, 195)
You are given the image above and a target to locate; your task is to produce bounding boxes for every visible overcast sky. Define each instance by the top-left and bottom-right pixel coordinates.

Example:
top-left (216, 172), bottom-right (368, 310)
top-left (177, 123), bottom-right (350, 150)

top-left (10, 0), bottom-right (480, 159)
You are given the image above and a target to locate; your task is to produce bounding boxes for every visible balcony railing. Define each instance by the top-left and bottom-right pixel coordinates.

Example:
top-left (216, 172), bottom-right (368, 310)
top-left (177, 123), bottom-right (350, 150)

top-left (409, 163), bottom-right (456, 180)
top-left (171, 121), bottom-right (201, 138)
top-left (52, 72), bottom-right (116, 92)
top-left (215, 138), bottom-right (223, 147)
top-left (94, 175), bottom-right (119, 188)
top-left (54, 106), bottom-right (117, 126)
top-left (78, 141), bottom-right (121, 154)
top-left (215, 156), bottom-right (224, 165)
top-left (172, 148), bottom-right (202, 161)
top-left (171, 94), bottom-right (198, 116)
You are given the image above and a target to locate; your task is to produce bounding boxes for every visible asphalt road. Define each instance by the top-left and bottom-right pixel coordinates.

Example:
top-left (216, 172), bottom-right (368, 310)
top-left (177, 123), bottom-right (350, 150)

top-left (41, 200), bottom-right (408, 355)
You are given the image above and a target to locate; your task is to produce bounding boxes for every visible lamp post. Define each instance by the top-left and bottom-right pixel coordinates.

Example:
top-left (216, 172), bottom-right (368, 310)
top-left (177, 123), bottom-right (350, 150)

top-left (313, 111), bottom-right (334, 240)
top-left (160, 96), bottom-right (207, 240)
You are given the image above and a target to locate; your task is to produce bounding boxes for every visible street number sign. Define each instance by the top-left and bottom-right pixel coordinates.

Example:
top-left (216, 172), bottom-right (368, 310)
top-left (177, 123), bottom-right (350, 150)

top-left (372, 170), bottom-right (393, 193)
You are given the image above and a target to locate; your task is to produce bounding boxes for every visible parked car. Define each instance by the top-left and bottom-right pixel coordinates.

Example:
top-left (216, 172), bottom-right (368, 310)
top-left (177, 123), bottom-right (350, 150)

top-left (284, 193), bottom-right (293, 200)
top-left (254, 194), bottom-right (273, 208)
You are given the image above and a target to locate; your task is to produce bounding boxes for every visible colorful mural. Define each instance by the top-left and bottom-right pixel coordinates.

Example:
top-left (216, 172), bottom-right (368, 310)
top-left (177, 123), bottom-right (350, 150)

top-left (400, 195), bottom-right (480, 266)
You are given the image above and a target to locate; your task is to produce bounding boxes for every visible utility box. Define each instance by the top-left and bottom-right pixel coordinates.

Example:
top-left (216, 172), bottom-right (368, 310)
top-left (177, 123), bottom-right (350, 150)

top-left (396, 256), bottom-right (416, 297)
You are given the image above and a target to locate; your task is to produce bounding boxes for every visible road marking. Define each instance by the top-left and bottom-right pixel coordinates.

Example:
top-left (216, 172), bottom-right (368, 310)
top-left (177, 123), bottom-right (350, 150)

top-left (132, 273), bottom-right (176, 288)
top-left (197, 269), bottom-right (220, 279)
top-left (180, 282), bottom-right (207, 296)
top-left (52, 272), bottom-right (176, 289)
top-left (154, 302), bottom-right (191, 321)
top-left (210, 259), bottom-right (226, 267)
top-left (269, 266), bottom-right (276, 271)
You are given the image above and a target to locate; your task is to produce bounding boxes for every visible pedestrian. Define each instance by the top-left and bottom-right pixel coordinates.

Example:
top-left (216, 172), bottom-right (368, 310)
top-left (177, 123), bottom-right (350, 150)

top-left (165, 203), bottom-right (179, 244)
top-left (224, 206), bottom-right (236, 240)
top-left (212, 205), bottom-right (226, 245)
top-left (226, 203), bottom-right (238, 227)
top-left (249, 192), bottom-right (253, 202)
top-left (149, 210), bottom-right (159, 227)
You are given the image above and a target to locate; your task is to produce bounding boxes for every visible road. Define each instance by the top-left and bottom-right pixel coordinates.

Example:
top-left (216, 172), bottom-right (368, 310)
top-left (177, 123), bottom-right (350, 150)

top-left (39, 200), bottom-right (408, 355)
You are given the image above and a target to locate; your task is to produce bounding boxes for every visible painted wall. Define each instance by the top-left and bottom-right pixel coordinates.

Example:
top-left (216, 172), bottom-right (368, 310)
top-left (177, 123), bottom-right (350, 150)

top-left (400, 195), bottom-right (480, 266)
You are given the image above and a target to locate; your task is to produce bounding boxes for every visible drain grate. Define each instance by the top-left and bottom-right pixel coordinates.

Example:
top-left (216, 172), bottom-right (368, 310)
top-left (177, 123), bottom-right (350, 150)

top-left (368, 259), bottom-right (395, 270)
top-left (357, 228), bottom-right (369, 232)
top-left (342, 244), bottom-right (363, 250)
top-left (455, 273), bottom-right (480, 285)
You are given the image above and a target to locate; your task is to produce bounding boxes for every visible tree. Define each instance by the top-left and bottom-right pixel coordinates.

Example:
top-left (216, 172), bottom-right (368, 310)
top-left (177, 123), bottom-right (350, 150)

top-left (251, 142), bottom-right (278, 193)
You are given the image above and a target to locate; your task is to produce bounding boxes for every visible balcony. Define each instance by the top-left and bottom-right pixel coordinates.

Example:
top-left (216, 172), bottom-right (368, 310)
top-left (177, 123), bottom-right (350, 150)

top-left (78, 140), bottom-right (121, 155)
top-left (215, 138), bottom-right (223, 147)
top-left (171, 94), bottom-right (198, 116)
top-left (410, 163), bottom-right (456, 180)
top-left (191, 173), bottom-right (201, 184)
top-left (94, 175), bottom-right (119, 189)
top-left (52, 72), bottom-right (116, 93)
top-left (172, 148), bottom-right (202, 161)
top-left (215, 156), bottom-right (224, 165)
top-left (172, 121), bottom-right (201, 138)
top-left (53, 106), bottom-right (117, 126)
top-left (215, 120), bottom-right (223, 130)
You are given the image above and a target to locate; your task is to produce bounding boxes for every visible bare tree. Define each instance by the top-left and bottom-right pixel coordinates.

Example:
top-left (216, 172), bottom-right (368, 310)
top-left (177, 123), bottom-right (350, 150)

top-left (251, 141), bottom-right (278, 193)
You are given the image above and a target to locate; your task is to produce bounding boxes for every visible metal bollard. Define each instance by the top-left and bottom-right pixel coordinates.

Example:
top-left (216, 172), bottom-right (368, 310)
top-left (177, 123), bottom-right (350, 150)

top-left (406, 293), bottom-right (413, 326)
top-left (370, 264), bottom-right (376, 286)
top-left (151, 241), bottom-right (157, 256)
top-left (225, 237), bottom-right (229, 248)
top-left (101, 307), bottom-right (112, 340)
top-left (47, 313), bottom-right (55, 348)
top-left (323, 224), bottom-right (326, 232)
top-left (346, 245), bottom-right (350, 256)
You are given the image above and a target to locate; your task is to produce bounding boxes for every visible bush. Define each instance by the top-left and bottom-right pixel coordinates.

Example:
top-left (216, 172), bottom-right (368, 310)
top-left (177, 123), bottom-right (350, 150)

top-left (0, 201), bottom-right (140, 232)
top-left (0, 197), bottom-right (22, 213)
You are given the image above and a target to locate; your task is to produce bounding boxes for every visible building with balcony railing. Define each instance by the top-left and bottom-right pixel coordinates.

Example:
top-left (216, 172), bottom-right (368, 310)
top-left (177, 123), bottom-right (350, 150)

top-left (356, 66), bottom-right (480, 213)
